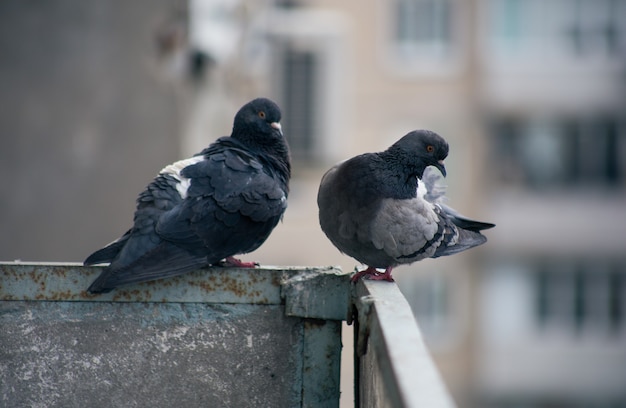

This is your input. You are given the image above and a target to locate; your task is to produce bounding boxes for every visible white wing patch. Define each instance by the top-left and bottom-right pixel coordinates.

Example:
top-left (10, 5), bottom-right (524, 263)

top-left (160, 156), bottom-right (205, 199)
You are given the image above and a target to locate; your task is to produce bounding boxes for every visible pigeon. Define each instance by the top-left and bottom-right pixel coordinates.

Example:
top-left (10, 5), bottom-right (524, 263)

top-left (317, 130), bottom-right (494, 282)
top-left (85, 98), bottom-right (290, 293)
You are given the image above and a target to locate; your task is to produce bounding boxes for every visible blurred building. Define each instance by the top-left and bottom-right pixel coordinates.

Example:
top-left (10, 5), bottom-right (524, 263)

top-left (475, 1), bottom-right (626, 407)
top-left (239, 1), bottom-right (626, 407)
top-left (0, 1), bottom-right (188, 261)
top-left (1, 1), bottom-right (625, 407)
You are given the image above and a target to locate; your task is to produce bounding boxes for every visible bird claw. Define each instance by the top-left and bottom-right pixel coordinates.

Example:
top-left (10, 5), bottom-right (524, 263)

top-left (220, 256), bottom-right (259, 268)
top-left (350, 266), bottom-right (394, 283)
top-left (350, 269), bottom-right (371, 282)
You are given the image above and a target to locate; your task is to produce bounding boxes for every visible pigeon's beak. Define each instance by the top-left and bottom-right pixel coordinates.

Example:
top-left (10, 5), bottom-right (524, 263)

top-left (270, 122), bottom-right (283, 135)
top-left (435, 160), bottom-right (447, 177)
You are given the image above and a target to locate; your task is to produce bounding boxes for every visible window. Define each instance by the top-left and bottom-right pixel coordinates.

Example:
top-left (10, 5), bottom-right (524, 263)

top-left (280, 46), bottom-right (318, 161)
top-left (488, 0), bottom-right (626, 59)
top-left (394, 0), bottom-right (453, 59)
top-left (490, 116), bottom-right (625, 188)
top-left (265, 9), bottom-right (347, 165)
top-left (386, 0), bottom-right (465, 75)
top-left (534, 258), bottom-right (625, 334)
top-left (567, 0), bottom-right (626, 56)
top-left (408, 274), bottom-right (450, 335)
top-left (399, 271), bottom-right (464, 349)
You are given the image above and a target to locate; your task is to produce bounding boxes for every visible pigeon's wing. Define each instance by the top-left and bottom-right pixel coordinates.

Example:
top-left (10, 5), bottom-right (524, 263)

top-left (370, 193), bottom-right (494, 263)
top-left (156, 146), bottom-right (288, 260)
top-left (369, 195), bottom-right (444, 263)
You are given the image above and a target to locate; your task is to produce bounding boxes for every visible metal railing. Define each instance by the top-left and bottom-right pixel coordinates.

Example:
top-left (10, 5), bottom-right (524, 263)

top-left (0, 262), bottom-right (455, 408)
top-left (353, 279), bottom-right (456, 408)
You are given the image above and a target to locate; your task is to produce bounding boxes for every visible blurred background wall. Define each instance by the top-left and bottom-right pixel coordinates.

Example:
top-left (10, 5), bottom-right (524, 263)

top-left (1, 1), bottom-right (625, 407)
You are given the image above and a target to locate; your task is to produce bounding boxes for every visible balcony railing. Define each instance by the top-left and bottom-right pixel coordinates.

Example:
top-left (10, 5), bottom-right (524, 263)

top-left (0, 262), bottom-right (455, 408)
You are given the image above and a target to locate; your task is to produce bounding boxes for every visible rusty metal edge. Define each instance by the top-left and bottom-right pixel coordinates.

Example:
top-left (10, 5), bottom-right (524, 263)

top-left (0, 262), bottom-right (340, 304)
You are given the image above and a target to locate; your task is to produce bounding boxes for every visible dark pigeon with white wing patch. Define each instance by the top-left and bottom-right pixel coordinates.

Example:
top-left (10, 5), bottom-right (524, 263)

top-left (85, 98), bottom-right (290, 293)
top-left (317, 130), bottom-right (494, 282)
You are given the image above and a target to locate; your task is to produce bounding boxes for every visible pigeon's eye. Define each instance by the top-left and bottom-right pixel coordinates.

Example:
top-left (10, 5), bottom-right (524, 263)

top-left (426, 145), bottom-right (434, 153)
top-left (258, 111), bottom-right (266, 119)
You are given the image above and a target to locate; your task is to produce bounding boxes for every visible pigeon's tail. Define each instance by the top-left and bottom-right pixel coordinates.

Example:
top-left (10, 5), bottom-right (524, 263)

top-left (451, 217), bottom-right (496, 232)
top-left (432, 203), bottom-right (495, 259)
top-left (442, 204), bottom-right (495, 232)
top-left (87, 276), bottom-right (117, 294)
top-left (433, 228), bottom-right (488, 258)
top-left (84, 232), bottom-right (130, 266)
top-left (87, 242), bottom-right (208, 294)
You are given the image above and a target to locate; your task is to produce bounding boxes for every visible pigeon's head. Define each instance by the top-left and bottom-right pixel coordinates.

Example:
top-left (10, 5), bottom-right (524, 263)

top-left (391, 130), bottom-right (449, 177)
top-left (232, 98), bottom-right (284, 145)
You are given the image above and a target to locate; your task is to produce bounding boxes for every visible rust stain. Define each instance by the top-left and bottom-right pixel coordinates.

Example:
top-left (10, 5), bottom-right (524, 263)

top-left (1, 263), bottom-right (295, 303)
top-left (111, 288), bottom-right (153, 302)
top-left (185, 272), bottom-right (273, 301)
top-left (220, 276), bottom-right (246, 297)
top-left (48, 290), bottom-right (74, 301)
top-left (249, 273), bottom-right (261, 284)
top-left (304, 319), bottom-right (328, 328)
top-left (28, 270), bottom-right (41, 284)
top-left (188, 280), bottom-right (213, 293)
top-left (52, 267), bottom-right (69, 278)
top-left (271, 273), bottom-right (283, 288)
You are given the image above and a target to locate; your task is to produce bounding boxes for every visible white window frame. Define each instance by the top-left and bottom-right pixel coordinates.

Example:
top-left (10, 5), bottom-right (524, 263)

top-left (380, 0), bottom-right (467, 77)
top-left (261, 9), bottom-right (350, 164)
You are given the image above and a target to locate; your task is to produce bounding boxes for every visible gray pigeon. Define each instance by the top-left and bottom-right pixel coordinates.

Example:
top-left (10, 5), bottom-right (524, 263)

top-left (85, 98), bottom-right (290, 293)
top-left (317, 130), bottom-right (494, 282)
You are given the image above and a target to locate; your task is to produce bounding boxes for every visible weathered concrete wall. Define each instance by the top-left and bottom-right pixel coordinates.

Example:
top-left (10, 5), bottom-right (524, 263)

top-left (0, 263), bottom-right (349, 408)
top-left (1, 302), bottom-right (302, 407)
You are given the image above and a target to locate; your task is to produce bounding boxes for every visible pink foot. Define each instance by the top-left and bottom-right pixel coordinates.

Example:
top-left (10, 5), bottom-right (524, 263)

top-left (351, 266), bottom-right (394, 282)
top-left (224, 256), bottom-right (259, 268)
